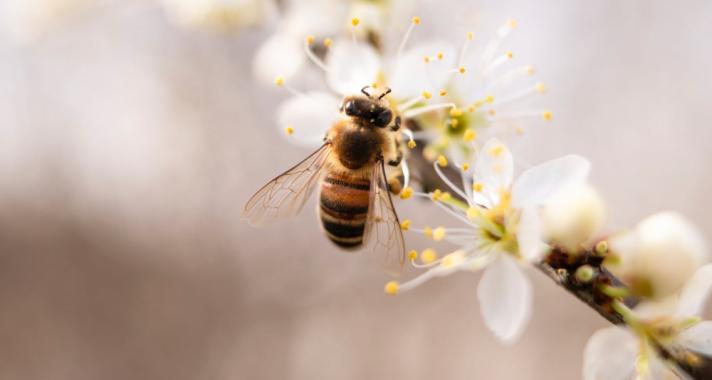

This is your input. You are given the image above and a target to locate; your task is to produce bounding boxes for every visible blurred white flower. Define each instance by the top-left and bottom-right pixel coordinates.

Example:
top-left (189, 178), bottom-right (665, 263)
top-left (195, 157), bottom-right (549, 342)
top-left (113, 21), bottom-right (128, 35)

top-left (608, 212), bottom-right (709, 301)
top-left (390, 139), bottom-right (590, 343)
top-left (0, 0), bottom-right (90, 44)
top-left (542, 183), bottom-right (606, 252)
top-left (272, 16), bottom-right (456, 149)
top-left (162, 0), bottom-right (276, 31)
top-left (583, 264), bottom-right (712, 380)
top-left (404, 19), bottom-right (552, 162)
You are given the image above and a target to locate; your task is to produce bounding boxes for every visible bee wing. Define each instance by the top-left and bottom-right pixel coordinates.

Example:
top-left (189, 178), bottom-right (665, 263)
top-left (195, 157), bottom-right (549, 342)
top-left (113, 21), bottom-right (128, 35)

top-left (242, 143), bottom-right (332, 226)
top-left (362, 158), bottom-right (406, 274)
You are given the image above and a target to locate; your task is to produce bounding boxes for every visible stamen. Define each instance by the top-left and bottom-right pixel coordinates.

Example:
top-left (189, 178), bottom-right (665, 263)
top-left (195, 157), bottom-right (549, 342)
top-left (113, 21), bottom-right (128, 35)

top-left (463, 129), bottom-right (476, 142)
top-left (303, 37), bottom-right (330, 72)
top-left (351, 18), bottom-right (360, 43)
top-left (396, 16), bottom-right (421, 69)
top-left (384, 281), bottom-right (399, 295)
top-left (491, 84), bottom-right (542, 106)
top-left (284, 125), bottom-right (294, 135)
top-left (485, 65), bottom-right (536, 93)
top-left (433, 160), bottom-right (471, 205)
top-left (482, 18), bottom-right (516, 64)
top-left (401, 158), bottom-right (411, 188)
top-left (323, 38), bottom-right (333, 48)
top-left (402, 103), bottom-right (456, 119)
top-left (397, 95), bottom-right (426, 112)
top-left (400, 219), bottom-right (411, 230)
top-left (491, 110), bottom-right (552, 121)
top-left (420, 248), bottom-right (438, 264)
top-left (482, 51), bottom-right (514, 77)
top-left (457, 31), bottom-right (475, 68)
top-left (399, 186), bottom-right (414, 200)
top-left (274, 75), bottom-right (305, 97)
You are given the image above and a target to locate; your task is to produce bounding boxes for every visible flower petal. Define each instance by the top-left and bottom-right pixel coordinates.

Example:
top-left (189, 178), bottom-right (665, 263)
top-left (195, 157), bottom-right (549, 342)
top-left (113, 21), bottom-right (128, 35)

top-left (675, 264), bottom-right (712, 317)
top-left (678, 321), bottom-right (712, 355)
top-left (517, 206), bottom-right (546, 262)
top-left (583, 327), bottom-right (638, 380)
top-left (511, 154), bottom-right (591, 208)
top-left (253, 33), bottom-right (306, 86)
top-left (326, 40), bottom-right (381, 95)
top-left (471, 138), bottom-right (513, 207)
top-left (387, 41), bottom-right (456, 99)
top-left (276, 92), bottom-right (341, 148)
top-left (477, 255), bottom-right (532, 343)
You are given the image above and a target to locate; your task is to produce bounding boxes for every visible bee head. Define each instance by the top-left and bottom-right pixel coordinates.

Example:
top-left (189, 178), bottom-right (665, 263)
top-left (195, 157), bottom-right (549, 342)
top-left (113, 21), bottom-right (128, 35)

top-left (340, 86), bottom-right (394, 128)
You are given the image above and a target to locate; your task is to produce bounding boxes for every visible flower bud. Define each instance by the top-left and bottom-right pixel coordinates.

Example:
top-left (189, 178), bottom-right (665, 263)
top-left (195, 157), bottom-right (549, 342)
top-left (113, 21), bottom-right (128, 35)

top-left (541, 184), bottom-right (605, 252)
top-left (608, 212), bottom-right (708, 300)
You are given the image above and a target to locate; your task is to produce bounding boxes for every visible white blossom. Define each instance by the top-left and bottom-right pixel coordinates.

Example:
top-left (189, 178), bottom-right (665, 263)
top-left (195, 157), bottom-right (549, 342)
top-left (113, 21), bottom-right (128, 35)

top-left (391, 139), bottom-right (590, 343)
top-left (608, 212), bottom-right (709, 300)
top-left (542, 183), bottom-right (606, 252)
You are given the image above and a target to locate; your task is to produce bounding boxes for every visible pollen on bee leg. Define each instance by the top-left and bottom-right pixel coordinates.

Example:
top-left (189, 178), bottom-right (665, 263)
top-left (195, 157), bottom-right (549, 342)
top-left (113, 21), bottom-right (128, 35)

top-left (384, 281), bottom-right (400, 295)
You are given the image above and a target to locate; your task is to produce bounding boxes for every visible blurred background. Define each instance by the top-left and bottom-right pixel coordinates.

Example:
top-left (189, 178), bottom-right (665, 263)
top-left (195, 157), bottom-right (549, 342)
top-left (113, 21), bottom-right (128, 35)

top-left (1, 0), bottom-right (711, 379)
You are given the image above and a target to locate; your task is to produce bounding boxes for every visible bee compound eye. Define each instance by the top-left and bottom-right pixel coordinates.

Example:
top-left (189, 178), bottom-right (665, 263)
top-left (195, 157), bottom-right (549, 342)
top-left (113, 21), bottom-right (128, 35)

top-left (344, 100), bottom-right (357, 116)
top-left (375, 109), bottom-right (392, 127)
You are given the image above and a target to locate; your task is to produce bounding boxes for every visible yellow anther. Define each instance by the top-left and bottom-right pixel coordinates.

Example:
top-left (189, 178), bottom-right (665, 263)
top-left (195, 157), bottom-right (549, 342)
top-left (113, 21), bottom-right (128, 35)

top-left (515, 127), bottom-right (524, 136)
top-left (351, 17), bottom-right (360, 26)
top-left (458, 66), bottom-right (466, 74)
top-left (449, 118), bottom-right (459, 128)
top-left (472, 182), bottom-right (484, 192)
top-left (525, 65), bottom-right (535, 75)
top-left (449, 108), bottom-right (463, 117)
top-left (433, 227), bottom-right (446, 241)
top-left (463, 129), bottom-right (476, 142)
top-left (306, 35), bottom-right (315, 45)
top-left (466, 207), bottom-right (481, 220)
top-left (399, 187), bottom-right (413, 200)
top-left (437, 52), bottom-right (444, 60)
top-left (535, 82), bottom-right (547, 93)
top-left (507, 18), bottom-right (518, 28)
top-left (422, 91), bottom-right (432, 100)
top-left (505, 51), bottom-right (514, 59)
top-left (423, 56), bottom-right (431, 63)
top-left (485, 95), bottom-right (494, 103)
top-left (420, 248), bottom-right (438, 264)
top-left (543, 110), bottom-right (553, 121)
top-left (407, 140), bottom-right (417, 149)
top-left (423, 226), bottom-right (433, 238)
top-left (384, 281), bottom-right (400, 295)
top-left (400, 219), bottom-right (411, 231)
top-left (488, 109), bottom-right (497, 116)
top-left (431, 189), bottom-right (442, 201)
top-left (439, 192), bottom-right (452, 202)
top-left (323, 38), bottom-right (333, 47)
top-left (274, 76), bottom-right (285, 86)
top-left (439, 89), bottom-right (447, 97)
top-left (285, 126), bottom-right (294, 135)
top-left (461, 163), bottom-right (470, 171)
top-left (412, 16), bottom-right (421, 24)
top-left (467, 105), bottom-right (476, 113)
top-left (466, 31), bottom-right (474, 40)
top-left (437, 155), bottom-right (448, 167)
top-left (407, 250), bottom-right (418, 261)
top-left (489, 144), bottom-right (505, 157)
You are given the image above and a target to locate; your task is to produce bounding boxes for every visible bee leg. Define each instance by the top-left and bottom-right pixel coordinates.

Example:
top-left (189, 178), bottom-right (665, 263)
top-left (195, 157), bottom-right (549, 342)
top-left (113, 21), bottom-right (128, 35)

top-left (387, 139), bottom-right (403, 167)
top-left (390, 116), bottom-right (401, 131)
top-left (387, 176), bottom-right (403, 195)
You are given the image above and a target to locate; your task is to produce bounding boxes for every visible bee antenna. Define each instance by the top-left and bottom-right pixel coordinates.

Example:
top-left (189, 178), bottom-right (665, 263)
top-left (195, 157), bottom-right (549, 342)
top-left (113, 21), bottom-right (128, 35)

top-left (361, 85), bottom-right (372, 97)
top-left (378, 87), bottom-right (392, 100)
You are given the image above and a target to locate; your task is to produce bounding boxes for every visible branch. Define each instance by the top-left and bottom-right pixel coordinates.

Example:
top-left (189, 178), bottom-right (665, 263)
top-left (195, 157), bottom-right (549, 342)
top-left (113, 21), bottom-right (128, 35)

top-left (538, 248), bottom-right (712, 380)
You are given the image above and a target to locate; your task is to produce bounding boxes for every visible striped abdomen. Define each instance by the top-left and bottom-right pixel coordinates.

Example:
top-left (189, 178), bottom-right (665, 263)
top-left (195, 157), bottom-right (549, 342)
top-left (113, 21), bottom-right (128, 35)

top-left (319, 172), bottom-right (370, 249)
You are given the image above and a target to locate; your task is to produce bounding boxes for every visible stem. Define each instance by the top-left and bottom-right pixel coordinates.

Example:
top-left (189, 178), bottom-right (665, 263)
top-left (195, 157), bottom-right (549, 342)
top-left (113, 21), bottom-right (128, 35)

top-left (537, 247), bottom-right (712, 380)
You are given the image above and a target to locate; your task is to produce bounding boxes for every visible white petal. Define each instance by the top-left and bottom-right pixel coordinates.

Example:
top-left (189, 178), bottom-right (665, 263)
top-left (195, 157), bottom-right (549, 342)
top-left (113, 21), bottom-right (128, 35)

top-left (641, 350), bottom-right (672, 380)
top-left (676, 264), bottom-right (712, 317)
top-left (472, 138), bottom-right (513, 207)
top-left (512, 155), bottom-right (591, 208)
top-left (583, 327), bottom-right (638, 380)
top-left (276, 92), bottom-right (341, 148)
top-left (517, 206), bottom-right (546, 262)
top-left (477, 255), bottom-right (532, 343)
top-left (326, 40), bottom-right (381, 95)
top-left (253, 33), bottom-right (306, 86)
top-left (678, 321), bottom-right (712, 355)
top-left (387, 41), bottom-right (456, 99)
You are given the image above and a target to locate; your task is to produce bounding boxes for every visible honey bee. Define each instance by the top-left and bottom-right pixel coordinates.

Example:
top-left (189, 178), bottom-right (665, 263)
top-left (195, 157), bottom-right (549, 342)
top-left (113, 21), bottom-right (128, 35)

top-left (243, 86), bottom-right (406, 270)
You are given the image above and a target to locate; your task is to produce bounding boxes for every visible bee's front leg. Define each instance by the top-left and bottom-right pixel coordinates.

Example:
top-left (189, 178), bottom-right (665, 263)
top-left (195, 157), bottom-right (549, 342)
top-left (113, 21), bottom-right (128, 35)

top-left (387, 138), bottom-right (403, 167)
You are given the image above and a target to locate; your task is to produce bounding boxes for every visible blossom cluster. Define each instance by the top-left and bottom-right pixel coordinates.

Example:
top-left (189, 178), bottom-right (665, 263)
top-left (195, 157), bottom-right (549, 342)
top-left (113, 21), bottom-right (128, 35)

top-left (257, 7), bottom-right (711, 379)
